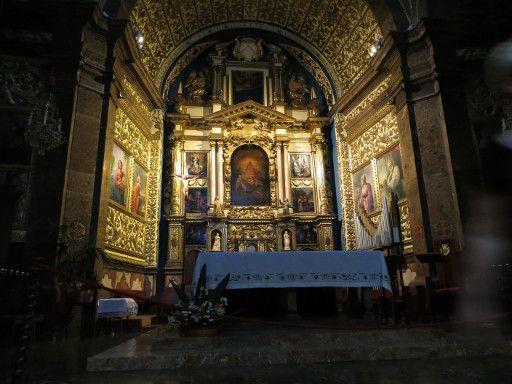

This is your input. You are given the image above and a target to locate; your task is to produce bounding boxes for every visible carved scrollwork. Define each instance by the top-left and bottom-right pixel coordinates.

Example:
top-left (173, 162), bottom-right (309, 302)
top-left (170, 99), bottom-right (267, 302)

top-left (227, 206), bottom-right (276, 220)
top-left (105, 207), bottom-right (146, 257)
top-left (399, 203), bottom-right (412, 244)
top-left (227, 223), bottom-right (276, 252)
top-left (349, 111), bottom-right (399, 172)
top-left (114, 108), bottom-right (151, 168)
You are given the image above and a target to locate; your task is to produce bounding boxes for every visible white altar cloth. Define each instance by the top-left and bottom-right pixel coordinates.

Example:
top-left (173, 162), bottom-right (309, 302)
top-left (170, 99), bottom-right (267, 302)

top-left (97, 298), bottom-right (138, 318)
top-left (193, 251), bottom-right (391, 291)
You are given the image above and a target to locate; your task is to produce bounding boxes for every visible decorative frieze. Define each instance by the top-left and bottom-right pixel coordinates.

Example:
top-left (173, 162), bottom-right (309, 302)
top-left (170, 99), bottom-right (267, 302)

top-left (105, 206), bottom-right (146, 257)
top-left (113, 108), bottom-right (151, 168)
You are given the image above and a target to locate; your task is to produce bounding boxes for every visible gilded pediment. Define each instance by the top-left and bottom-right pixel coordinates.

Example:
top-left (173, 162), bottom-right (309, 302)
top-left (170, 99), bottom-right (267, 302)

top-left (204, 101), bottom-right (296, 124)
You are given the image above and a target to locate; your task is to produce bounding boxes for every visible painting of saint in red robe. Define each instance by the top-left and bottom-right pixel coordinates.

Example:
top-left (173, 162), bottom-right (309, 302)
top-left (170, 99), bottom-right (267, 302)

top-left (231, 145), bottom-right (270, 206)
top-left (130, 162), bottom-right (147, 217)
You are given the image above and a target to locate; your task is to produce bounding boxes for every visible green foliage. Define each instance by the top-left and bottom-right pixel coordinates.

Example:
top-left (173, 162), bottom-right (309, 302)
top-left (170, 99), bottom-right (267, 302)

top-left (168, 265), bottom-right (230, 328)
top-left (56, 223), bottom-right (99, 300)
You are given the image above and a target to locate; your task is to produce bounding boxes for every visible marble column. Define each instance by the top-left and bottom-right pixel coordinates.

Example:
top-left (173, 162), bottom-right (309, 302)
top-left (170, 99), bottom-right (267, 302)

top-left (216, 141), bottom-right (224, 203)
top-left (209, 141), bottom-right (216, 204)
top-left (276, 142), bottom-right (284, 202)
top-left (283, 142), bottom-right (291, 200)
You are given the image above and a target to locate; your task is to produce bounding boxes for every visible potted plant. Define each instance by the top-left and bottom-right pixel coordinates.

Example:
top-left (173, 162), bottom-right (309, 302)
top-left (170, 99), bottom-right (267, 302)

top-left (54, 222), bottom-right (100, 337)
top-left (168, 265), bottom-right (230, 336)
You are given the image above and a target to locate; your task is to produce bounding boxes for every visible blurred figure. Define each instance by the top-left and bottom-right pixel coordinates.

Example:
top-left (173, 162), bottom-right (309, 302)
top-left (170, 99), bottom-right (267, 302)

top-left (460, 39), bottom-right (512, 319)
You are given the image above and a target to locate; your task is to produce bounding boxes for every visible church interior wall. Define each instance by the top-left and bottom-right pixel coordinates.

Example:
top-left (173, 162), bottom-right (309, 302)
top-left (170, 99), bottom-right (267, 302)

top-left (94, 27), bottom-right (165, 297)
top-left (2, 0), bottom-right (510, 312)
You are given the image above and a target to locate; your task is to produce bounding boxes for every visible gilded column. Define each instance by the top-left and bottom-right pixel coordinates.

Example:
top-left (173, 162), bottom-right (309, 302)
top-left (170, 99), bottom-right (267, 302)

top-left (333, 113), bottom-right (356, 249)
top-left (313, 137), bottom-right (329, 214)
top-left (276, 141), bottom-right (284, 201)
top-left (216, 141), bottom-right (224, 203)
top-left (283, 142), bottom-right (291, 200)
top-left (209, 141), bottom-right (217, 204)
top-left (171, 139), bottom-right (184, 215)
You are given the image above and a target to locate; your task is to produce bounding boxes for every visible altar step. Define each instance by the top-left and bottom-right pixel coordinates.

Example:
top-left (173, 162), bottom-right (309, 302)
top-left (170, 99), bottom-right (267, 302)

top-left (87, 323), bottom-right (512, 372)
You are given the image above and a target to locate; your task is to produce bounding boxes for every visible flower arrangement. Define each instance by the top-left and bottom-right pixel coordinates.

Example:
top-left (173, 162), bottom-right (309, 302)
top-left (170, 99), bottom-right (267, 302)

top-left (168, 265), bottom-right (230, 332)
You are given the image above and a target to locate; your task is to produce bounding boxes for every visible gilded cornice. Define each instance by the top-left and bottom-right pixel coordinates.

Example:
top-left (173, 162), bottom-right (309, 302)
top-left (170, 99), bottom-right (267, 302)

top-left (204, 100), bottom-right (296, 123)
top-left (114, 23), bottom-right (164, 109)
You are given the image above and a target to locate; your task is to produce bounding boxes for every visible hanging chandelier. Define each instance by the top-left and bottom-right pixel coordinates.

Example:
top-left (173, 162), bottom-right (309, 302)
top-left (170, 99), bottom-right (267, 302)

top-left (25, 92), bottom-right (63, 155)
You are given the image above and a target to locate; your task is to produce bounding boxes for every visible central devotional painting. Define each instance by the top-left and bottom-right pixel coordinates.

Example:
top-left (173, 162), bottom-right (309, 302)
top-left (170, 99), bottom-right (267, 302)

top-left (230, 145), bottom-right (270, 206)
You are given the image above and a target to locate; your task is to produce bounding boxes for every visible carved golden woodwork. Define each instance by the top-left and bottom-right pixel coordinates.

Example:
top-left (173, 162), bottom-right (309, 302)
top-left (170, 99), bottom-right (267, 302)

top-left (334, 104), bottom-right (411, 250)
top-left (105, 206), bottom-right (146, 265)
top-left (130, 0), bottom-right (382, 95)
top-left (113, 108), bottom-right (151, 168)
top-left (281, 44), bottom-right (337, 106)
top-left (227, 223), bottom-right (277, 252)
top-left (105, 75), bottom-right (163, 267)
top-left (162, 42), bottom-right (216, 99)
top-left (349, 111), bottom-right (399, 172)
top-left (222, 118), bottom-right (278, 210)
top-left (167, 224), bottom-right (183, 266)
top-left (345, 75), bottom-right (392, 124)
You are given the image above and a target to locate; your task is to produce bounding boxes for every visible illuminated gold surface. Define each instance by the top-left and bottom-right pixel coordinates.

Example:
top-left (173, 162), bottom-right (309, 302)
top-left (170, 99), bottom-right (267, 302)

top-left (349, 110), bottom-right (399, 172)
top-left (105, 76), bottom-right (163, 267)
top-left (227, 223), bottom-right (277, 252)
top-left (131, 0), bottom-right (382, 94)
top-left (334, 105), bottom-right (411, 250)
top-left (114, 108), bottom-right (151, 168)
top-left (105, 206), bottom-right (146, 258)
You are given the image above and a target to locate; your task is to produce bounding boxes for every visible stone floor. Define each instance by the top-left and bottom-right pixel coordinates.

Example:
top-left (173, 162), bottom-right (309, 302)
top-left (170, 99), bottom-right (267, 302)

top-left (2, 319), bottom-right (512, 384)
top-left (8, 355), bottom-right (512, 383)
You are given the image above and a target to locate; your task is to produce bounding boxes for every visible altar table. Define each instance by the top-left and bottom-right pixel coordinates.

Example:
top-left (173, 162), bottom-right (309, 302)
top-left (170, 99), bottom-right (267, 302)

top-left (97, 298), bottom-right (138, 319)
top-left (192, 251), bottom-right (391, 292)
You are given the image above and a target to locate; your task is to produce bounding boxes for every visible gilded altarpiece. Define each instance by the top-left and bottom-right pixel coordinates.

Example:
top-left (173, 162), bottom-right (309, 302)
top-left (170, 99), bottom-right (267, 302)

top-left (103, 75), bottom-right (163, 268)
top-left (335, 100), bottom-right (412, 251)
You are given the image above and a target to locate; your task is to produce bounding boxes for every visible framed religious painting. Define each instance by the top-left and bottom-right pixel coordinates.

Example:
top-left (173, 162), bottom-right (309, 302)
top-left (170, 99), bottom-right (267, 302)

top-left (130, 162), bottom-right (147, 218)
top-left (109, 142), bottom-right (129, 207)
top-left (377, 145), bottom-right (405, 201)
top-left (291, 187), bottom-right (315, 213)
top-left (185, 152), bottom-right (207, 178)
top-left (296, 224), bottom-right (318, 245)
top-left (185, 187), bottom-right (208, 213)
top-left (290, 153), bottom-right (312, 178)
top-left (185, 222), bottom-right (207, 245)
top-left (352, 163), bottom-right (376, 213)
top-left (231, 145), bottom-right (270, 206)
top-left (232, 70), bottom-right (264, 104)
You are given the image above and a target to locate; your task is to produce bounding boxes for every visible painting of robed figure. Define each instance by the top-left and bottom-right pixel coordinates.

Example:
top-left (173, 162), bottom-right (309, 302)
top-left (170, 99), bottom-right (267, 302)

top-left (352, 164), bottom-right (375, 213)
top-left (109, 143), bottom-right (128, 206)
top-left (290, 154), bottom-right (312, 178)
top-left (130, 162), bottom-right (147, 217)
top-left (231, 145), bottom-right (270, 206)
top-left (377, 146), bottom-right (405, 202)
top-left (186, 152), bottom-right (207, 178)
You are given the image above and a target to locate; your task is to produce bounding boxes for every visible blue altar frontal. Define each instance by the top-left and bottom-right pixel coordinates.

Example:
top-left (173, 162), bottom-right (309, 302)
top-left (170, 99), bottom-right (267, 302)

top-left (193, 251), bottom-right (391, 292)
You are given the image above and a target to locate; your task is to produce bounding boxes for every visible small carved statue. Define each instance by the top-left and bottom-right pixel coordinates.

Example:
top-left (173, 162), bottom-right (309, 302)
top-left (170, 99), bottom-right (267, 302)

top-left (280, 198), bottom-right (292, 216)
top-left (212, 232), bottom-right (222, 252)
top-left (184, 70), bottom-right (207, 101)
top-left (288, 75), bottom-right (308, 107)
top-left (283, 230), bottom-right (291, 251)
top-left (213, 196), bottom-right (224, 217)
